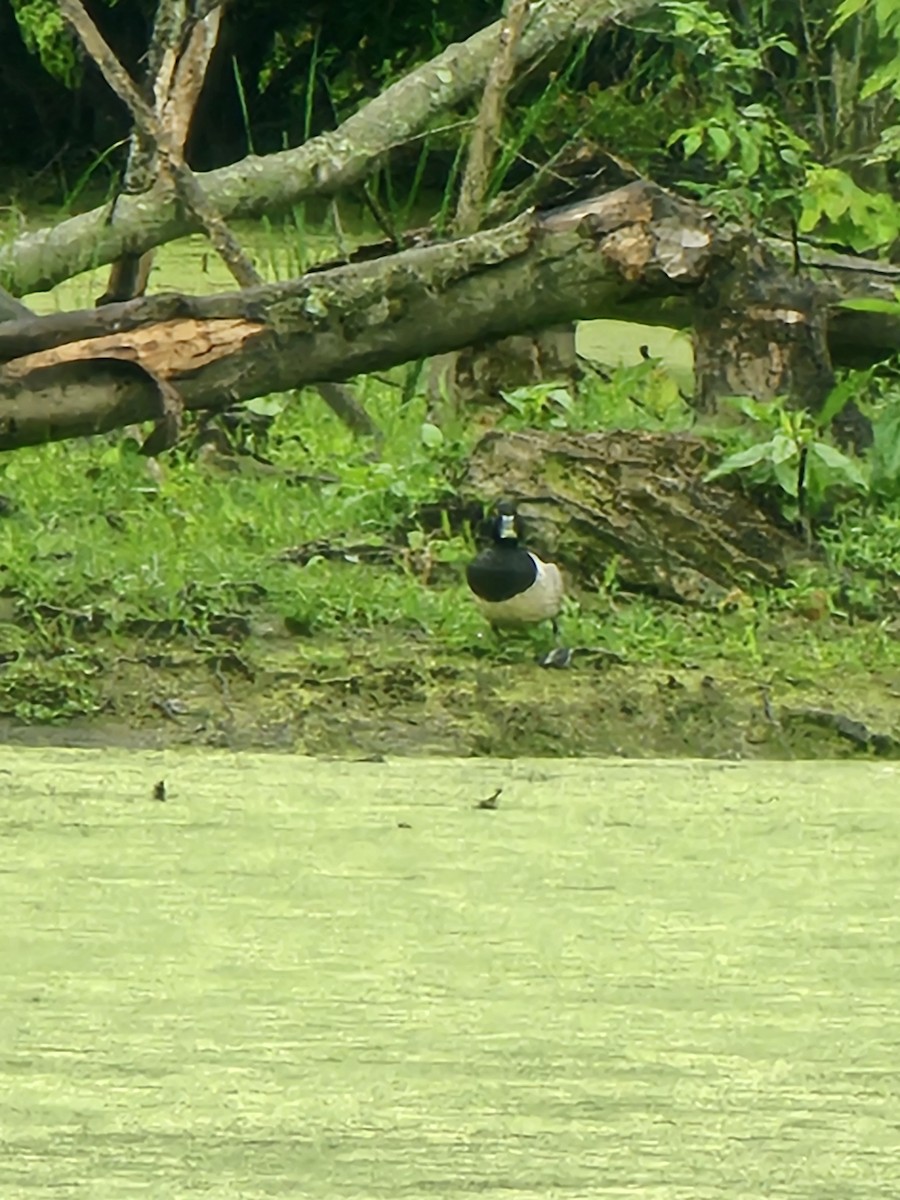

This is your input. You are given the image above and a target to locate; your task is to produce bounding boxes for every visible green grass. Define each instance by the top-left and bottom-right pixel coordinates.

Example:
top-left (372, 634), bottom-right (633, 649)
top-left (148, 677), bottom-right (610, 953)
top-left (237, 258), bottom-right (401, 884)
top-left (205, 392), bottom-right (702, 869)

top-left (0, 385), bottom-right (461, 634)
top-left (1, 376), bottom-right (896, 688)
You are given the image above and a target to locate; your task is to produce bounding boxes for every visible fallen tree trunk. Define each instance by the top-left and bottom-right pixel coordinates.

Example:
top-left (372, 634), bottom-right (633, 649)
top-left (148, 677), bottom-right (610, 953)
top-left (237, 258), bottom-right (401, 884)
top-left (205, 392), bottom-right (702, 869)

top-left (0, 182), bottom-right (736, 451)
top-left (1, 179), bottom-right (898, 453)
top-left (462, 428), bottom-right (803, 602)
top-left (1, 0), bottom-right (897, 381)
top-left (0, 0), bottom-right (655, 298)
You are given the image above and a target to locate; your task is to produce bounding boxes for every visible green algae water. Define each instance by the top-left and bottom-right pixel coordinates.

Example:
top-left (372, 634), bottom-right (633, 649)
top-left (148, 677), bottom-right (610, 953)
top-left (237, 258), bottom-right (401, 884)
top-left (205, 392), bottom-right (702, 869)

top-left (1, 750), bottom-right (899, 1198)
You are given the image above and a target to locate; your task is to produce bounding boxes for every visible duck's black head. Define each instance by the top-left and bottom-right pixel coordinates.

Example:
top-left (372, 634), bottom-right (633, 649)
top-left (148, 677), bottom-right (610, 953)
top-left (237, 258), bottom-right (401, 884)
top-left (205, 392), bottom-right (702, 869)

top-left (467, 501), bottom-right (536, 603)
top-left (487, 501), bottom-right (525, 547)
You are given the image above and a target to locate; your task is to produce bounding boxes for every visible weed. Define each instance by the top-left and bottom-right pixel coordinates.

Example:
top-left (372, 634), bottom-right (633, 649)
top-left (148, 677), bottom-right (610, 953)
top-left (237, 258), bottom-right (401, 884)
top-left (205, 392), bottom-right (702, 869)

top-left (704, 394), bottom-right (868, 522)
top-left (0, 650), bottom-right (102, 722)
top-left (499, 361), bottom-right (691, 434)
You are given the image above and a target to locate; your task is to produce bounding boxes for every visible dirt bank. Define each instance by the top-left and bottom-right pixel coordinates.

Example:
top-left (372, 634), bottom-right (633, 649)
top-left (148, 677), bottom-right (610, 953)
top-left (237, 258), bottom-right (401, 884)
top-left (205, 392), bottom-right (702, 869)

top-left (1, 622), bottom-right (897, 759)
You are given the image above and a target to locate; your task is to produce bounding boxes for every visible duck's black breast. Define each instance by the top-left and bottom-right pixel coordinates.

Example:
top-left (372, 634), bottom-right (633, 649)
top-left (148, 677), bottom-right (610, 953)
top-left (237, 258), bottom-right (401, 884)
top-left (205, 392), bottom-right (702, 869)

top-left (466, 546), bottom-right (538, 602)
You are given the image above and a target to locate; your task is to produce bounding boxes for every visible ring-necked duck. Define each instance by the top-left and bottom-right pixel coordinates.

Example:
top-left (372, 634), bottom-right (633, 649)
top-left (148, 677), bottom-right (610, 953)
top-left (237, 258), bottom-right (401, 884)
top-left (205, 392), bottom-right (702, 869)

top-left (466, 501), bottom-right (564, 637)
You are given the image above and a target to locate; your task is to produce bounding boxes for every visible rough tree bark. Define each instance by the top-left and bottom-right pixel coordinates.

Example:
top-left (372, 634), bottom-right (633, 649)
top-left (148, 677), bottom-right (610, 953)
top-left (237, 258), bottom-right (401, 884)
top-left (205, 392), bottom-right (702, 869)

top-left (0, 182), bottom-right (741, 451)
top-left (691, 239), bottom-right (875, 447)
top-left (1, 173), bottom-right (898, 458)
top-left (693, 266), bottom-right (833, 416)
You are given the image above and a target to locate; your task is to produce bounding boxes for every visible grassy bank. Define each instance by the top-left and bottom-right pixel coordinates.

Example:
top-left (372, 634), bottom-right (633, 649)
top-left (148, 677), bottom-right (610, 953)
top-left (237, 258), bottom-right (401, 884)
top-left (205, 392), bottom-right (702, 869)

top-left (0, 370), bottom-right (897, 756)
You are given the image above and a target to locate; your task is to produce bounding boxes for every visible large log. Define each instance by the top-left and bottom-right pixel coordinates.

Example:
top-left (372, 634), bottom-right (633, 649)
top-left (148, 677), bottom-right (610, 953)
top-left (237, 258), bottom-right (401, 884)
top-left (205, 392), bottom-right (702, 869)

top-left (462, 428), bottom-right (803, 603)
top-left (0, 182), bottom-right (736, 451)
top-left (1, 180), bottom-right (898, 453)
top-left (1, 0), bottom-right (897, 375)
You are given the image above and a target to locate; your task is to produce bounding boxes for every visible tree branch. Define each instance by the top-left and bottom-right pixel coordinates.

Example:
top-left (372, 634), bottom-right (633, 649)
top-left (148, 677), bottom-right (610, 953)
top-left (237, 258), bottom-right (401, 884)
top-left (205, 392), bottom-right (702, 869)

top-left (456, 0), bottom-right (533, 236)
top-left (0, 183), bottom-right (736, 451)
top-left (63, 0), bottom-right (379, 443)
top-left (96, 1), bottom-right (220, 306)
top-left (1, 0), bottom-right (652, 296)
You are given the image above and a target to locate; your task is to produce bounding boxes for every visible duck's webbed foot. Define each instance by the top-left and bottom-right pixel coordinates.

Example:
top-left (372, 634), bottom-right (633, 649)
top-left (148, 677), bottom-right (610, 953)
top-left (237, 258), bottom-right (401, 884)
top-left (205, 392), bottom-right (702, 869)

top-left (538, 646), bottom-right (572, 669)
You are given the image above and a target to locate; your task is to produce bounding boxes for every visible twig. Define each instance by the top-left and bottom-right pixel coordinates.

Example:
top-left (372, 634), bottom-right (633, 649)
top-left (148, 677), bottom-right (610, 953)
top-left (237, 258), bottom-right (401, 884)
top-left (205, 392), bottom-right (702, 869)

top-left (60, 0), bottom-right (258, 287)
top-left (315, 382), bottom-right (384, 445)
top-left (97, 1), bottom-right (219, 305)
top-left (455, 0), bottom-right (533, 236)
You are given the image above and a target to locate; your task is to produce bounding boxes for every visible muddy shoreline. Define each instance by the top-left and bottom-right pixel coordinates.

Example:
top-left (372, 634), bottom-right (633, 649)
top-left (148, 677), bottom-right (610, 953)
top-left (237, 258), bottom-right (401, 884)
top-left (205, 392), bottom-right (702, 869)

top-left (2, 627), bottom-right (897, 759)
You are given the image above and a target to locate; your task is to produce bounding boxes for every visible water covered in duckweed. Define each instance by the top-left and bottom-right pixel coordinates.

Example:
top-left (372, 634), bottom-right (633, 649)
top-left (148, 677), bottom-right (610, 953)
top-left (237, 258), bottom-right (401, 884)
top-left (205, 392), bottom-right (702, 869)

top-left (2, 748), bottom-right (899, 1197)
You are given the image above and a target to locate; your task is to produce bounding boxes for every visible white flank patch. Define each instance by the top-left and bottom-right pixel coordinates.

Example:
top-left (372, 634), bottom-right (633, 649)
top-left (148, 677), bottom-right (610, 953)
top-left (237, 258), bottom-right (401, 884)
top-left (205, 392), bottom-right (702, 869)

top-left (475, 554), bottom-right (564, 626)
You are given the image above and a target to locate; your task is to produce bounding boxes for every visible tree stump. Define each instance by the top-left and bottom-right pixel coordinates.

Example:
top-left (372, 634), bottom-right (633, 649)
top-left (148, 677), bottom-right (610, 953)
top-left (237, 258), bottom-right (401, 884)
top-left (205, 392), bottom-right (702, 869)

top-left (692, 249), bottom-right (871, 451)
top-left (426, 325), bottom-right (580, 412)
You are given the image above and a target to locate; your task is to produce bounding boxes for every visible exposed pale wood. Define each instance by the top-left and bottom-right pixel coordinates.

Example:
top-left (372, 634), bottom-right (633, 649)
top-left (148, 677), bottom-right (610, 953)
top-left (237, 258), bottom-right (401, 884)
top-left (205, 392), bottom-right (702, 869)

top-left (0, 181), bottom-right (898, 450)
top-left (3, 317), bottom-right (261, 378)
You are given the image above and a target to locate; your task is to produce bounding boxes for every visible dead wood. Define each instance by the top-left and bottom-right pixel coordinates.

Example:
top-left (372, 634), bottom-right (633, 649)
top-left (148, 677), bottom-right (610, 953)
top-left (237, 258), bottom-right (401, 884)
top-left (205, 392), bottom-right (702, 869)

top-left (455, 0), bottom-right (533, 236)
top-left (96, 0), bottom-right (222, 306)
top-left (1, 178), bottom-right (898, 453)
top-left (2, 0), bottom-right (654, 298)
top-left (0, 182), bottom-right (733, 451)
top-left (62, 0), bottom-right (378, 445)
top-left (441, 0), bottom-right (568, 409)
top-left (462, 428), bottom-right (804, 603)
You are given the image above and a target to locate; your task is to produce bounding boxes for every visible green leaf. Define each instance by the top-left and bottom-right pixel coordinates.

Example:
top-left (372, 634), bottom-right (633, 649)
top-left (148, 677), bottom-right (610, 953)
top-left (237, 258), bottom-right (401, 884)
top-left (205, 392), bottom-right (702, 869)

top-left (770, 431), bottom-right (799, 465)
top-left (821, 185), bottom-right (854, 223)
top-left (838, 296), bottom-right (900, 314)
top-left (707, 125), bottom-right (732, 163)
top-left (735, 128), bottom-right (761, 177)
top-left (808, 441), bottom-right (867, 489)
top-left (246, 395), bottom-right (287, 417)
top-left (876, 0), bottom-right (900, 30)
top-left (871, 405), bottom-right (900, 494)
top-left (829, 0), bottom-right (870, 35)
top-left (501, 393), bottom-right (526, 414)
top-left (704, 441), bottom-right (774, 481)
top-left (817, 375), bottom-right (865, 428)
top-left (420, 422), bottom-right (444, 449)
top-left (773, 456), bottom-right (800, 496)
top-left (683, 130), bottom-right (703, 158)
top-left (860, 62), bottom-right (898, 101)
top-left (721, 395), bottom-right (770, 423)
